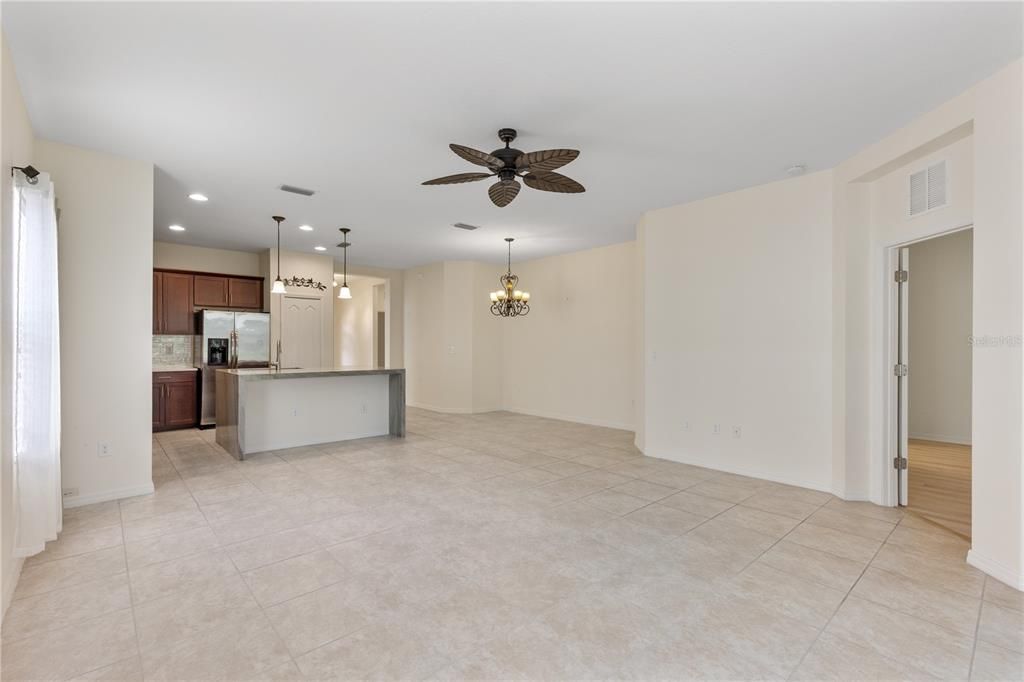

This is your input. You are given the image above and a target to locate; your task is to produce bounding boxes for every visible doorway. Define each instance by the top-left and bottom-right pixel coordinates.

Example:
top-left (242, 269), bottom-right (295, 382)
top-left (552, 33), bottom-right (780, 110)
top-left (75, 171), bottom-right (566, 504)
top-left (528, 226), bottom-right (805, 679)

top-left (333, 275), bottom-right (388, 368)
top-left (892, 228), bottom-right (973, 538)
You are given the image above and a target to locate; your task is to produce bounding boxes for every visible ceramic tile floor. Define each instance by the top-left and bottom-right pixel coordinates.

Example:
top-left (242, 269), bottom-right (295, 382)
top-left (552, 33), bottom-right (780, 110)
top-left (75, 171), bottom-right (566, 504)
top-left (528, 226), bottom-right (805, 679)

top-left (3, 408), bottom-right (1022, 681)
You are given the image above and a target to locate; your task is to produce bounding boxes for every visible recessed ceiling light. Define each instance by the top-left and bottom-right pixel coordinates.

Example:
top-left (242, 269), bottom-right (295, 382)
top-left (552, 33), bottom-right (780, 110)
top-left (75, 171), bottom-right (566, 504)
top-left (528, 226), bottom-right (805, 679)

top-left (169, 224), bottom-right (186, 231)
top-left (785, 164), bottom-right (807, 177)
top-left (188, 193), bottom-right (208, 202)
top-left (299, 224), bottom-right (313, 231)
top-left (314, 246), bottom-right (327, 251)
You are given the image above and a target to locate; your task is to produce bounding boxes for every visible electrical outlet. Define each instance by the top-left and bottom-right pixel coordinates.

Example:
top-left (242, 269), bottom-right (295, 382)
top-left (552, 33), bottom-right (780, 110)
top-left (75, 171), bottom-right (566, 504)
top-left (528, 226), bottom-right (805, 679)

top-left (62, 487), bottom-right (78, 498)
top-left (97, 443), bottom-right (112, 457)
top-left (712, 424), bottom-right (721, 435)
top-left (360, 402), bottom-right (367, 414)
top-left (732, 426), bottom-right (742, 439)
top-left (292, 408), bottom-right (299, 417)
top-left (682, 421), bottom-right (691, 432)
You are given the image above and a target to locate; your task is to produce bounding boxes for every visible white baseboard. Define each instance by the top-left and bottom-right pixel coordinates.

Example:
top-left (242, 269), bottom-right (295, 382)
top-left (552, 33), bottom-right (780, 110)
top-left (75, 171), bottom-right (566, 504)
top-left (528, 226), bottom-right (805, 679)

top-left (909, 432), bottom-right (972, 446)
top-left (501, 405), bottom-right (634, 432)
top-left (405, 399), bottom-right (634, 430)
top-left (63, 482), bottom-right (155, 509)
top-left (406, 401), bottom-right (480, 415)
top-left (639, 444), bottom-right (833, 494)
top-left (967, 549), bottom-right (1024, 590)
top-left (1, 557), bottom-right (24, 622)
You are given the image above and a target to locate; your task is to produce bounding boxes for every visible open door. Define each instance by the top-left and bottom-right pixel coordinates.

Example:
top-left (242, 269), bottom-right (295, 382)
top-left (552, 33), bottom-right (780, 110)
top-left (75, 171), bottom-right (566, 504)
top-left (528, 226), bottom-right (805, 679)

top-left (895, 247), bottom-right (910, 505)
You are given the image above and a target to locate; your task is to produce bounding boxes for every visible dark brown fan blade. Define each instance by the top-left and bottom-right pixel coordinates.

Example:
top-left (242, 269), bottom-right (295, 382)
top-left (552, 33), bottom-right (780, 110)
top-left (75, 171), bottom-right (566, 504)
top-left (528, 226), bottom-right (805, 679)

top-left (515, 149), bottom-right (579, 172)
top-left (523, 171), bottom-right (585, 194)
top-left (450, 144), bottom-right (504, 169)
top-left (488, 180), bottom-right (520, 207)
top-left (421, 172), bottom-right (493, 185)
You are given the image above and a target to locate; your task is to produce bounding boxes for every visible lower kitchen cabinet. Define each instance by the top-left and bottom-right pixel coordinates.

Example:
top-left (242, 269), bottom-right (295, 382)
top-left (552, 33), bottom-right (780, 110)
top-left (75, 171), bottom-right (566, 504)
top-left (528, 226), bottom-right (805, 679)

top-left (153, 371), bottom-right (197, 431)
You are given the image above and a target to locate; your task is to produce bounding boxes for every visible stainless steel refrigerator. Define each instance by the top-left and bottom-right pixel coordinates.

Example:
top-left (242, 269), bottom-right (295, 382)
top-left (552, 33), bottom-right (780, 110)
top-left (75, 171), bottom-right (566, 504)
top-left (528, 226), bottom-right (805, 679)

top-left (195, 310), bottom-right (270, 427)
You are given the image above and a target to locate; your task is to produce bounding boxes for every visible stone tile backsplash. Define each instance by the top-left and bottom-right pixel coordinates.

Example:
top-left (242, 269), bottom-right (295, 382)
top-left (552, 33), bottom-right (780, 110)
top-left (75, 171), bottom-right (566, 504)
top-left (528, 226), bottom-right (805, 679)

top-left (153, 334), bottom-right (193, 367)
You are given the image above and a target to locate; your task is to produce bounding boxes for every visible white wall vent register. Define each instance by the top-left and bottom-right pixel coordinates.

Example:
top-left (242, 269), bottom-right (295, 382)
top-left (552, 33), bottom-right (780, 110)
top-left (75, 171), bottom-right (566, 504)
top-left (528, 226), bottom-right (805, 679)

top-left (908, 160), bottom-right (948, 216)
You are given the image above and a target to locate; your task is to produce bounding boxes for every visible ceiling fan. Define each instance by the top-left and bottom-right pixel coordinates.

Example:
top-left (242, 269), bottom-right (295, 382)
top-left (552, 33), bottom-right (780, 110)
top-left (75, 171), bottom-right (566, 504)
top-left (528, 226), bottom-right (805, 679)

top-left (422, 128), bottom-right (585, 207)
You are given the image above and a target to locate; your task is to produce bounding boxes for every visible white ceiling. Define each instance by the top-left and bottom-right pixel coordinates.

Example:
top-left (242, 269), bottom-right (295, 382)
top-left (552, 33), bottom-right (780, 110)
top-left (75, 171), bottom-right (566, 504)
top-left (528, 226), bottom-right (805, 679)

top-left (5, 2), bottom-right (1021, 269)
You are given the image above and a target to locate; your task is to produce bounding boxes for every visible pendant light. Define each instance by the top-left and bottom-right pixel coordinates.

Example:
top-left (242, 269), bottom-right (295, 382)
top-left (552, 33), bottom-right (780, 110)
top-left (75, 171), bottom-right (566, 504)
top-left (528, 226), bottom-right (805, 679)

top-left (271, 216), bottom-right (287, 295)
top-left (337, 228), bottom-right (352, 299)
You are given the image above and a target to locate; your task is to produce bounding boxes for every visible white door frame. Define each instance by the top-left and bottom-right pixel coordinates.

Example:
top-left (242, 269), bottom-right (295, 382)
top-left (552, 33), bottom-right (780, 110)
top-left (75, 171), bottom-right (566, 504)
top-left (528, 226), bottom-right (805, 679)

top-left (880, 223), bottom-right (973, 507)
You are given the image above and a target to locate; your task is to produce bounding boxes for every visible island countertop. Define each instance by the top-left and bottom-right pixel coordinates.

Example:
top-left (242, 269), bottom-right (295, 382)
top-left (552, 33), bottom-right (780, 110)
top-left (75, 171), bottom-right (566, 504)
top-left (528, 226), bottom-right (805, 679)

top-left (219, 367), bottom-right (405, 380)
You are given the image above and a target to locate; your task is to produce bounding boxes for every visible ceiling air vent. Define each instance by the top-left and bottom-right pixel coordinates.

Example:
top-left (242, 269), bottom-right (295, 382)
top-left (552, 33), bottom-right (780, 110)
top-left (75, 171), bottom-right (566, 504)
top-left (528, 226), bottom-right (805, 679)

top-left (279, 184), bottom-right (316, 197)
top-left (908, 160), bottom-right (947, 217)
top-left (452, 222), bottom-right (480, 231)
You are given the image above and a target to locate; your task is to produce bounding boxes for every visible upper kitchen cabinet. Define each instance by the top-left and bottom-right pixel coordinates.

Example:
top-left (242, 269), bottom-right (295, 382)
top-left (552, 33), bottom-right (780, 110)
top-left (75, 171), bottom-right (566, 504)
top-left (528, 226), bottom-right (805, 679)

top-left (154, 270), bottom-right (265, 335)
top-left (189, 273), bottom-right (263, 310)
top-left (228, 277), bottom-right (262, 309)
top-left (154, 271), bottom-right (194, 334)
top-left (193, 275), bottom-right (230, 307)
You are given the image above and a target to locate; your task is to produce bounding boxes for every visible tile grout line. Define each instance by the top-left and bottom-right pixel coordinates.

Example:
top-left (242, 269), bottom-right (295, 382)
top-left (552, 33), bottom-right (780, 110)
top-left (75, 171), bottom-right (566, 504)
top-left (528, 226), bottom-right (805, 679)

top-left (785, 512), bottom-right (905, 680)
top-left (967, 577), bottom-right (987, 680)
top-left (120, 458), bottom-right (145, 681)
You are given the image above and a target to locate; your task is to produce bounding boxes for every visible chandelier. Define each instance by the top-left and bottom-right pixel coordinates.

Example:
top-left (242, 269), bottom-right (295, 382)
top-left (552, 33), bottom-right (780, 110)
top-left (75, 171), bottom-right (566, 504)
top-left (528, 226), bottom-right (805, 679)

top-left (489, 237), bottom-right (531, 317)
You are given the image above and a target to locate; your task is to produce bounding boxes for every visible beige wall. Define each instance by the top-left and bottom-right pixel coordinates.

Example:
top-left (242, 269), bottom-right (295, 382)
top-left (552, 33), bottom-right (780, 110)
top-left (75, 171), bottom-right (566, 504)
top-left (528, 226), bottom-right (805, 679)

top-left (471, 263), bottom-right (503, 413)
top-left (402, 244), bottom-right (636, 426)
top-left (642, 171), bottom-right (835, 490)
top-left (501, 242), bottom-right (636, 429)
top-left (967, 60), bottom-right (1022, 588)
top-left (1, 31), bottom-right (35, 618)
top-left (402, 261), bottom-right (502, 413)
top-left (404, 262), bottom-right (446, 409)
top-left (908, 230), bottom-right (973, 444)
top-left (36, 139), bottom-right (155, 510)
top-left (154, 241), bottom-right (262, 279)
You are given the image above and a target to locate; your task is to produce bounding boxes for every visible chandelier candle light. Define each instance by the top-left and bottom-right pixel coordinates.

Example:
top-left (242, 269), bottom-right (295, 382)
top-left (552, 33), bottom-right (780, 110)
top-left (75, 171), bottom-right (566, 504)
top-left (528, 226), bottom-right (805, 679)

top-left (490, 237), bottom-right (530, 317)
top-left (337, 228), bottom-right (352, 299)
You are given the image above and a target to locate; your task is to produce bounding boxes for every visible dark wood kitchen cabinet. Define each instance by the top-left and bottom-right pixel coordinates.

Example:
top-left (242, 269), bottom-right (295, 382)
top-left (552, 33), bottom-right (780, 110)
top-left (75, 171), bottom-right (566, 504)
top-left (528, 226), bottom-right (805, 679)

top-left (193, 275), bottom-right (230, 307)
top-left (152, 272), bottom-right (162, 334)
top-left (194, 274), bottom-right (263, 309)
top-left (227, 277), bottom-right (262, 309)
top-left (153, 271), bottom-right (194, 334)
top-left (153, 371), bottom-right (197, 431)
top-left (154, 270), bottom-right (264, 325)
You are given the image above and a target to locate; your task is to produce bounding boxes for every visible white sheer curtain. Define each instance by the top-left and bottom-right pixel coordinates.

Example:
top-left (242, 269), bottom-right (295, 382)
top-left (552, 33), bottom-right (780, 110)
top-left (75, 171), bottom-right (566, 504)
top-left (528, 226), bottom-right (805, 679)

top-left (12, 170), bottom-right (62, 558)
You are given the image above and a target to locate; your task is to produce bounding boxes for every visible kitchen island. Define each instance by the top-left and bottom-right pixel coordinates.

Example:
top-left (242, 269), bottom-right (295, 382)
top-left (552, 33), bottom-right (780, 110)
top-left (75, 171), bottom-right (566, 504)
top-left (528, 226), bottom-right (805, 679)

top-left (215, 367), bottom-right (405, 459)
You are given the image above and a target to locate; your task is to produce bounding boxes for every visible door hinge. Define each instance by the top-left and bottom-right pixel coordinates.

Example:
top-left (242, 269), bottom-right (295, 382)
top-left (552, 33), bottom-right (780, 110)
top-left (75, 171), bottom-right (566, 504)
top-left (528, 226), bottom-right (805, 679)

top-left (894, 270), bottom-right (909, 283)
top-left (893, 363), bottom-right (908, 377)
top-left (893, 457), bottom-right (908, 470)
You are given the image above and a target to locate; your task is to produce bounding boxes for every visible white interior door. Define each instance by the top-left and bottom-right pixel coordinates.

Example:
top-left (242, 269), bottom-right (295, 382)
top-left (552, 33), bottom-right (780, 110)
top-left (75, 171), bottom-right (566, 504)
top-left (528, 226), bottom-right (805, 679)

top-left (282, 296), bottom-right (322, 369)
top-left (896, 247), bottom-right (910, 505)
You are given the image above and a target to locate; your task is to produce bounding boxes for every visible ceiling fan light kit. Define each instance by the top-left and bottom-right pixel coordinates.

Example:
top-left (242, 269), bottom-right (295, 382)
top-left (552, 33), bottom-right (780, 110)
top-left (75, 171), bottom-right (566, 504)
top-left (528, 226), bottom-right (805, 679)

top-left (423, 128), bottom-right (585, 207)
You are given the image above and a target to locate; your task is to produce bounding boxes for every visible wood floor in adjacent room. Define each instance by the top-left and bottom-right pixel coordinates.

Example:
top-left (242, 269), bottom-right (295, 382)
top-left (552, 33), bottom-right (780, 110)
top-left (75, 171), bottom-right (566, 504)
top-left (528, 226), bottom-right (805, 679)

top-left (907, 438), bottom-right (972, 539)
